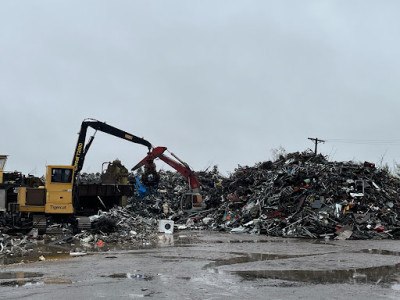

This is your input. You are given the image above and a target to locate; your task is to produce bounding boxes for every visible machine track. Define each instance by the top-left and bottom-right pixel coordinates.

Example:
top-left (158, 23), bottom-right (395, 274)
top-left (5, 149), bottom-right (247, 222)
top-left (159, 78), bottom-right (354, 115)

top-left (32, 214), bottom-right (47, 234)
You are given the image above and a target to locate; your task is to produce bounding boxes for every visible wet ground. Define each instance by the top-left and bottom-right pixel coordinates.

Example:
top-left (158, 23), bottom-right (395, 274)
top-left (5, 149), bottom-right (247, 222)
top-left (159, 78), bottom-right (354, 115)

top-left (0, 231), bottom-right (400, 299)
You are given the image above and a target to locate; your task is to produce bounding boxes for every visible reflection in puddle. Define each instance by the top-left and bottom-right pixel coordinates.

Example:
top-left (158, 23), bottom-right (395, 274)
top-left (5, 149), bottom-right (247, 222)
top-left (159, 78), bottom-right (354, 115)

top-left (44, 277), bottom-right (73, 284)
top-left (0, 272), bottom-right (44, 287)
top-left (203, 251), bottom-right (400, 287)
top-left (0, 279), bottom-right (40, 286)
top-left (106, 273), bottom-right (153, 281)
top-left (0, 272), bottom-right (73, 287)
top-left (233, 264), bottom-right (400, 285)
top-left (0, 272), bottom-right (43, 280)
top-left (0, 233), bottom-right (198, 266)
top-left (203, 252), bottom-right (308, 270)
top-left (0, 250), bottom-right (74, 266)
top-left (207, 238), bottom-right (319, 245)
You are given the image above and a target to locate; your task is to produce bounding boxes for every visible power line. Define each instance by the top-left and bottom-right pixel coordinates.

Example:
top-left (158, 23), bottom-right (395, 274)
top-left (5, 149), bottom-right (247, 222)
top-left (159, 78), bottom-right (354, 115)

top-left (325, 139), bottom-right (400, 145)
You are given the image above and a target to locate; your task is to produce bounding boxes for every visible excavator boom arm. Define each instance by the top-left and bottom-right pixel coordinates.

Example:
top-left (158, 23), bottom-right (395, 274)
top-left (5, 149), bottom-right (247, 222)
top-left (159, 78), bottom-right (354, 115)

top-left (132, 146), bottom-right (200, 190)
top-left (133, 146), bottom-right (204, 210)
top-left (72, 119), bottom-right (152, 173)
top-left (157, 155), bottom-right (200, 190)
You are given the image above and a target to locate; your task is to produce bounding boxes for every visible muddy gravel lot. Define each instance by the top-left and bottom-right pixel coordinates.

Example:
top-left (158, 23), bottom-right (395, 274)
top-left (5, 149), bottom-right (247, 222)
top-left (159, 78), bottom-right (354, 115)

top-left (0, 231), bottom-right (399, 299)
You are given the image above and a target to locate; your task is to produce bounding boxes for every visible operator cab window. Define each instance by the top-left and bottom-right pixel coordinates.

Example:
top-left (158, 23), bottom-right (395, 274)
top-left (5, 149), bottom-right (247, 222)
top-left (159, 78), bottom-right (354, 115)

top-left (51, 168), bottom-right (73, 183)
top-left (0, 157), bottom-right (6, 169)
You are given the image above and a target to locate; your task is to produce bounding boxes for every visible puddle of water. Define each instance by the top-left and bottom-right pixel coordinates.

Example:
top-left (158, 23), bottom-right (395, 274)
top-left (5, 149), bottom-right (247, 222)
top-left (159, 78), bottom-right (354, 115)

top-left (233, 264), bottom-right (400, 285)
top-left (176, 276), bottom-right (191, 280)
top-left (0, 273), bottom-right (72, 286)
top-left (203, 251), bottom-right (400, 286)
top-left (44, 277), bottom-right (73, 284)
top-left (0, 272), bottom-right (44, 287)
top-left (392, 283), bottom-right (400, 290)
top-left (0, 252), bottom-right (78, 265)
top-left (212, 239), bottom-right (293, 244)
top-left (358, 249), bottom-right (400, 256)
top-left (162, 259), bottom-right (181, 262)
top-left (203, 252), bottom-right (308, 270)
top-left (205, 238), bottom-right (316, 245)
top-left (0, 233), bottom-right (198, 266)
top-left (0, 272), bottom-right (43, 280)
top-left (0, 279), bottom-right (41, 287)
top-left (105, 273), bottom-right (153, 281)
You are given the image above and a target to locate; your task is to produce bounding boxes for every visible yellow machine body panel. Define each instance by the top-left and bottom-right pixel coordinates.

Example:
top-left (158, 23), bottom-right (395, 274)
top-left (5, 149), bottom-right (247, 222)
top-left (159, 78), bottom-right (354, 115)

top-left (17, 187), bottom-right (46, 212)
top-left (44, 165), bottom-right (75, 214)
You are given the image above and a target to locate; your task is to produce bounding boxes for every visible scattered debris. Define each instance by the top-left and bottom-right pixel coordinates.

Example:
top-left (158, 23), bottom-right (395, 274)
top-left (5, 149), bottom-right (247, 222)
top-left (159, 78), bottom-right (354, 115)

top-left (69, 252), bottom-right (87, 257)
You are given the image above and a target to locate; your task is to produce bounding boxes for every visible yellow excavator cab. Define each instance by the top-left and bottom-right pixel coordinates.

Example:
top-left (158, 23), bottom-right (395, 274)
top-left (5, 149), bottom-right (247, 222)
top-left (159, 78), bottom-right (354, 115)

top-left (18, 165), bottom-right (75, 214)
top-left (44, 165), bottom-right (75, 214)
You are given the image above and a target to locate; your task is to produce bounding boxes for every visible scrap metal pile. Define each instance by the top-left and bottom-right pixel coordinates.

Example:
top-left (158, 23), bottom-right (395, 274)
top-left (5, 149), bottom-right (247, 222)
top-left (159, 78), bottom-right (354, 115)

top-left (3, 149), bottom-right (400, 261)
top-left (133, 150), bottom-right (400, 240)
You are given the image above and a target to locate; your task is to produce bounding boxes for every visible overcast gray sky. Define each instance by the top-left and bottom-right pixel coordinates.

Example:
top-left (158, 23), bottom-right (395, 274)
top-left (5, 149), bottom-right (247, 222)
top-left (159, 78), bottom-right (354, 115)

top-left (1, 1), bottom-right (400, 176)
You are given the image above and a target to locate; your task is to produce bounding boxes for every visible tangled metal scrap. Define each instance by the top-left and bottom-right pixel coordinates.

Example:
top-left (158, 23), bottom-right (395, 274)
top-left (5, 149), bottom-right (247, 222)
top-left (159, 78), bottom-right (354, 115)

top-left (145, 150), bottom-right (400, 240)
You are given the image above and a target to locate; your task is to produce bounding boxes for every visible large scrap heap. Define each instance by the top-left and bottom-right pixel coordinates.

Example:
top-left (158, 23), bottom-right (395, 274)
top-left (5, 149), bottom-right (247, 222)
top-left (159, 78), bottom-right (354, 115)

top-left (139, 150), bottom-right (400, 240)
top-left (192, 150), bottom-right (400, 239)
top-left (84, 149), bottom-right (400, 241)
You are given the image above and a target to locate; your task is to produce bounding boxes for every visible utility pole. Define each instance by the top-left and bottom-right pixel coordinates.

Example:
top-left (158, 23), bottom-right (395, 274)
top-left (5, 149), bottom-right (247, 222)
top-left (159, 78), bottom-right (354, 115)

top-left (308, 137), bottom-right (325, 155)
